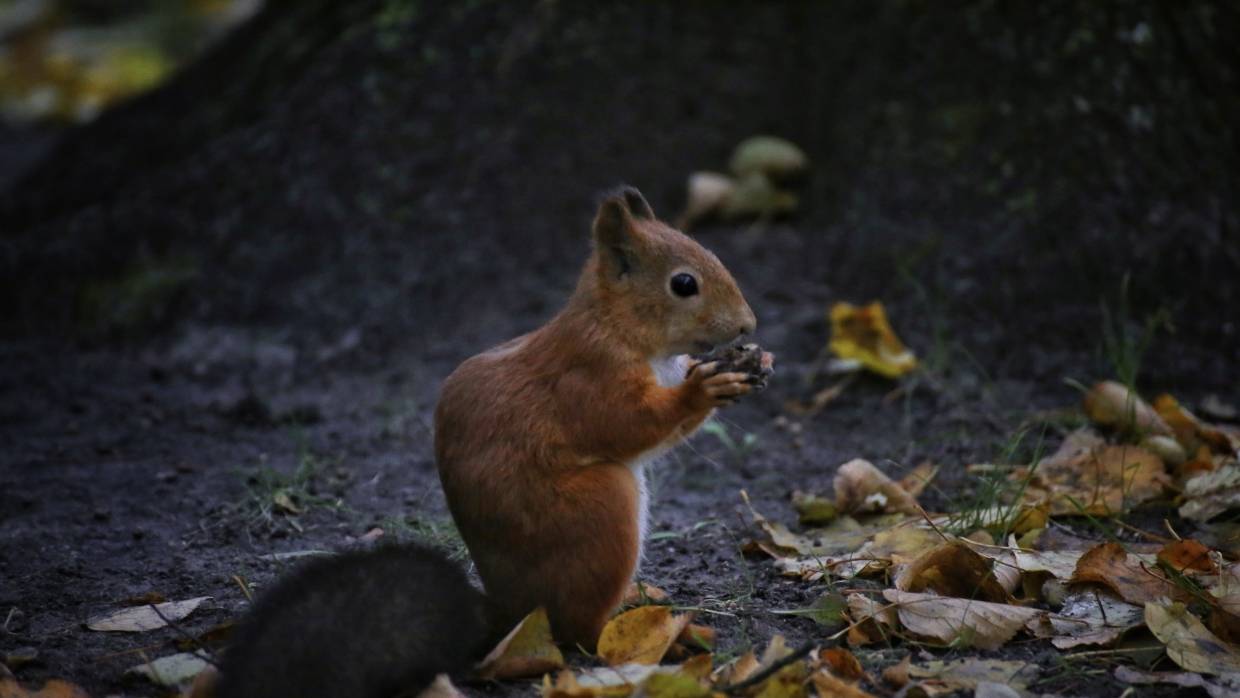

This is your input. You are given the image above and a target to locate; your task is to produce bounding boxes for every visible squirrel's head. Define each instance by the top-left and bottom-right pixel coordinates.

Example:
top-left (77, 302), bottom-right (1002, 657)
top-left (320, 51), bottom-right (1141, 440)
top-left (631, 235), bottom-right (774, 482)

top-left (587, 186), bottom-right (756, 358)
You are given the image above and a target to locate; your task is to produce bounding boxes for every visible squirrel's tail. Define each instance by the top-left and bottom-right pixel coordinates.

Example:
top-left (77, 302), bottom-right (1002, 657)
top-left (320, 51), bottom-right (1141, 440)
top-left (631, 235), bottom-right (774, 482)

top-left (213, 543), bottom-right (488, 698)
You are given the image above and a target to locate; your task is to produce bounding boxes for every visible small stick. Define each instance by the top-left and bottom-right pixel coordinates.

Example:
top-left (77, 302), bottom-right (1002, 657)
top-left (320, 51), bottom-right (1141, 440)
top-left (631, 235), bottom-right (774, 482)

top-left (720, 640), bottom-right (816, 694)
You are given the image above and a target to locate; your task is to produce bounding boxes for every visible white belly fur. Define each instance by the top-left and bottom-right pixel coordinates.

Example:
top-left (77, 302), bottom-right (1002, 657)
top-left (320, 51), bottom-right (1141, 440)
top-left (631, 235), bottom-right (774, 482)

top-left (627, 355), bottom-right (695, 566)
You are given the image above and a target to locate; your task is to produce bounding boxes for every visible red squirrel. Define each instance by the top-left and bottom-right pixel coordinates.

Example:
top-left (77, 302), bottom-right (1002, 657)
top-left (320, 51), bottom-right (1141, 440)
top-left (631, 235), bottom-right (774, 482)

top-left (436, 186), bottom-right (767, 648)
top-left (212, 187), bottom-right (769, 697)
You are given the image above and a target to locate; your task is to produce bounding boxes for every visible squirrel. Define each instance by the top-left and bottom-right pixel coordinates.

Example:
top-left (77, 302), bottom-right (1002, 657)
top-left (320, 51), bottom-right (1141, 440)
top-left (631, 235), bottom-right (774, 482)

top-left (211, 186), bottom-right (769, 698)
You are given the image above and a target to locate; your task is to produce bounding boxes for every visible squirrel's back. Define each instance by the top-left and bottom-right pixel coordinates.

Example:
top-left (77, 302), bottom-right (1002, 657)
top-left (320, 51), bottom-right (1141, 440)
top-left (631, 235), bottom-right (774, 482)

top-left (215, 544), bottom-right (487, 698)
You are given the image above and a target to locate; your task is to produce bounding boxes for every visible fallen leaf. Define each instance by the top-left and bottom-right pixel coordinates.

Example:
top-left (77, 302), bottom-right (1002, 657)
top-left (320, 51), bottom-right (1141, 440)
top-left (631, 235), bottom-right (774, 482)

top-left (714, 652), bottom-right (761, 685)
top-left (1181, 464), bottom-right (1240, 521)
top-left (818, 648), bottom-right (865, 681)
top-left (1145, 600), bottom-right (1240, 674)
top-left (597, 606), bottom-right (691, 666)
top-left (809, 669), bottom-right (875, 698)
top-left (0, 679), bottom-right (91, 698)
top-left (478, 607), bottom-right (565, 679)
top-left (1153, 393), bottom-right (1236, 454)
top-left (676, 624), bottom-right (715, 651)
top-left (1019, 438), bottom-right (1168, 516)
top-left (827, 302), bottom-right (918, 379)
top-left (1035, 591), bottom-right (1143, 649)
top-left (898, 462), bottom-right (937, 499)
top-left (417, 674), bottom-right (465, 698)
top-left (1071, 542), bottom-right (1185, 604)
top-left (86, 597), bottom-right (210, 632)
top-left (894, 542), bottom-right (1009, 602)
top-left (880, 656), bottom-right (910, 688)
top-left (752, 663), bottom-right (808, 698)
top-left (906, 658), bottom-right (1038, 692)
top-left (792, 492), bottom-right (838, 526)
top-left (833, 459), bottom-right (920, 516)
top-left (1083, 381), bottom-right (1172, 436)
top-left (1113, 666), bottom-right (1240, 698)
top-left (882, 590), bottom-right (1042, 651)
top-left (1158, 539), bottom-right (1218, 574)
top-left (845, 593), bottom-right (897, 646)
top-left (125, 651), bottom-right (211, 686)
top-left (622, 582), bottom-right (669, 606)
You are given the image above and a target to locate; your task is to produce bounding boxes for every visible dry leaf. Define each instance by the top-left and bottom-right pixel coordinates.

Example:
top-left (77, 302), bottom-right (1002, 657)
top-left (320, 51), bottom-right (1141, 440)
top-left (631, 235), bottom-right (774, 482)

top-left (1181, 464), bottom-right (1240, 521)
top-left (417, 674), bottom-right (465, 698)
top-left (622, 582), bottom-right (669, 606)
top-left (597, 606), bottom-right (691, 666)
top-left (753, 663), bottom-right (809, 698)
top-left (881, 656), bottom-right (910, 688)
top-left (0, 679), bottom-right (91, 698)
top-left (833, 459), bottom-right (920, 516)
top-left (1020, 439), bottom-right (1168, 516)
top-left (1153, 393), bottom-right (1236, 454)
top-left (86, 596), bottom-right (210, 632)
top-left (845, 593), bottom-right (897, 646)
top-left (898, 463), bottom-right (937, 499)
top-left (818, 648), bottom-right (865, 682)
top-left (906, 658), bottom-right (1039, 692)
top-left (1113, 666), bottom-right (1240, 698)
top-left (1145, 600), bottom-right (1240, 675)
top-left (478, 607), bottom-right (565, 680)
top-left (894, 542), bottom-right (1009, 602)
top-left (1158, 539), bottom-right (1218, 574)
top-left (1071, 542), bottom-right (1186, 604)
top-left (809, 670), bottom-right (875, 698)
top-left (714, 652), bottom-right (761, 686)
top-left (827, 302), bottom-right (918, 379)
top-left (1036, 591), bottom-right (1143, 649)
top-left (1083, 381), bottom-right (1172, 436)
top-left (676, 623), bottom-right (715, 651)
top-left (882, 590), bottom-right (1042, 651)
top-left (125, 651), bottom-right (211, 686)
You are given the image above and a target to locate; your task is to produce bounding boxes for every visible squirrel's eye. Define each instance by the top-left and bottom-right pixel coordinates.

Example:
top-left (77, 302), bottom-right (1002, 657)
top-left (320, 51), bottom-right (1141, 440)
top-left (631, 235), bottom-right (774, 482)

top-left (670, 273), bottom-right (699, 297)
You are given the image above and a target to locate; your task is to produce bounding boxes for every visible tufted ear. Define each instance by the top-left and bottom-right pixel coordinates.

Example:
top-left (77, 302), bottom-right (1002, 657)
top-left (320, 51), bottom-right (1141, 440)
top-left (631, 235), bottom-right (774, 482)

top-left (592, 187), bottom-right (651, 278)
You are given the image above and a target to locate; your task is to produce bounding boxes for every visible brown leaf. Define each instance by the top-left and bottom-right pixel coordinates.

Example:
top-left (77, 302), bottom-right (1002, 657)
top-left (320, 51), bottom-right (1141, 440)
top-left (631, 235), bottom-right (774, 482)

top-left (1020, 438), bottom-right (1168, 516)
top-left (1071, 543), bottom-right (1187, 604)
top-left (1153, 393), bottom-right (1236, 454)
top-left (894, 542), bottom-right (1009, 603)
top-left (0, 679), bottom-right (91, 698)
top-left (1158, 539), bottom-right (1218, 574)
top-left (898, 463), bottom-right (937, 499)
top-left (1035, 591), bottom-right (1143, 649)
top-left (621, 581), bottom-right (669, 606)
top-left (907, 658), bottom-right (1039, 692)
top-left (881, 655), bottom-right (910, 688)
top-left (810, 669), bottom-right (875, 698)
top-left (834, 459), bottom-right (920, 515)
top-left (597, 606), bottom-right (691, 666)
top-left (819, 648), bottom-right (865, 682)
top-left (675, 623), bottom-right (715, 651)
top-left (478, 607), bottom-right (565, 680)
top-left (882, 590), bottom-right (1042, 651)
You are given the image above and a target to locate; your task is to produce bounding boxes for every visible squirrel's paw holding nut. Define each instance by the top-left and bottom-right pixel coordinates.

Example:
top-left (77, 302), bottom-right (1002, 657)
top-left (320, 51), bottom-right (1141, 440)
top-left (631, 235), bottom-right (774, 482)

top-left (685, 362), bottom-right (753, 408)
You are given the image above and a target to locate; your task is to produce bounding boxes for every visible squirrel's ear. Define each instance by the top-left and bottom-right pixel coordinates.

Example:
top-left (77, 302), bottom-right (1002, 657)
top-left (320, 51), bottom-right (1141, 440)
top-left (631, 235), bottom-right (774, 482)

top-left (592, 192), bottom-right (642, 278)
top-left (620, 186), bottom-right (655, 220)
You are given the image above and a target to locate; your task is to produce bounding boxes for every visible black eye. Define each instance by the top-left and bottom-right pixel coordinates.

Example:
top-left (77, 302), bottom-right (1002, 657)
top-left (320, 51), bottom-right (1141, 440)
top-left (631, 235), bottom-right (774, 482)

top-left (670, 273), bottom-right (698, 297)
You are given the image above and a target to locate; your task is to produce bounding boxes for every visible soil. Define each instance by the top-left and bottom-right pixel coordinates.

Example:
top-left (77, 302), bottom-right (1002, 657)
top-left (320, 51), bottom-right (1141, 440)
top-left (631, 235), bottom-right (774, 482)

top-left (1, 1), bottom-right (1237, 696)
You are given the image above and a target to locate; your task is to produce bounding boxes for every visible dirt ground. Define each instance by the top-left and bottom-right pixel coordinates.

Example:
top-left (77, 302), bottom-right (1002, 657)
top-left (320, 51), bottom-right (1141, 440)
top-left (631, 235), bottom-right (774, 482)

top-left (1, 2), bottom-right (1237, 696)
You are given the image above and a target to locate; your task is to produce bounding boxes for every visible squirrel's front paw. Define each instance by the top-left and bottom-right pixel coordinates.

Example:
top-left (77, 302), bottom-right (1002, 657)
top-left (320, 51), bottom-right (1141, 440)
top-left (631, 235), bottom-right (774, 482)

top-left (685, 360), bottom-right (753, 408)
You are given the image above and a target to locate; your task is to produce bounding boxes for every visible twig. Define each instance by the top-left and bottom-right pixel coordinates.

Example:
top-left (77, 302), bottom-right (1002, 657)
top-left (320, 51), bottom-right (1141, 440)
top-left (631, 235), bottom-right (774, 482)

top-left (720, 640), bottom-right (816, 694)
top-left (147, 603), bottom-right (219, 666)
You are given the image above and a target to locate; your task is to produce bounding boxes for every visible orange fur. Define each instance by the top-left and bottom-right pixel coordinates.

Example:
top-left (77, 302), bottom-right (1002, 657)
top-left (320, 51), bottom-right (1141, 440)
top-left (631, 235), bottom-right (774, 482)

top-left (434, 187), bottom-right (759, 649)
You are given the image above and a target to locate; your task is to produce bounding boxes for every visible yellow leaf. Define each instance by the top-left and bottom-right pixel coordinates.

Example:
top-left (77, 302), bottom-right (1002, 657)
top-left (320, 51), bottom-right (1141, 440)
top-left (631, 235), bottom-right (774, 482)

top-left (0, 679), bottom-right (91, 698)
top-left (827, 302), bottom-right (917, 379)
top-left (479, 607), bottom-right (565, 680)
top-left (597, 606), bottom-right (691, 666)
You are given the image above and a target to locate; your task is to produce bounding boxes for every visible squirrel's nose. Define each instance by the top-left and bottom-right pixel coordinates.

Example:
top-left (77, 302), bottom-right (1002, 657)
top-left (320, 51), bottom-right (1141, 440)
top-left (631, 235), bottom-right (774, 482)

top-left (738, 306), bottom-right (757, 337)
